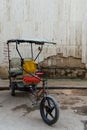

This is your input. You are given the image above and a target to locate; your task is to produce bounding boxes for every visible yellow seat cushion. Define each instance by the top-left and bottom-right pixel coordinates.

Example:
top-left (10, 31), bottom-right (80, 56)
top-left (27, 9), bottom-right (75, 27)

top-left (23, 60), bottom-right (36, 73)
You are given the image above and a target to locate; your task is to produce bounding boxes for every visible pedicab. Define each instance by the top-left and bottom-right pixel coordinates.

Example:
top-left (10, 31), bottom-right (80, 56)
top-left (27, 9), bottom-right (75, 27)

top-left (7, 39), bottom-right (59, 125)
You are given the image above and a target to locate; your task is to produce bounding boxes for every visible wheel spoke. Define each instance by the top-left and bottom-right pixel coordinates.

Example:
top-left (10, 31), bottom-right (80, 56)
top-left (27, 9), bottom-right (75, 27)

top-left (47, 99), bottom-right (51, 107)
top-left (51, 106), bottom-right (55, 112)
top-left (46, 112), bottom-right (48, 118)
top-left (49, 112), bottom-right (54, 119)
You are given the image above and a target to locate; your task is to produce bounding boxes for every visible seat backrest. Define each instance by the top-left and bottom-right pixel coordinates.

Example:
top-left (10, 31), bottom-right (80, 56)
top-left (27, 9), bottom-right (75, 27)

top-left (23, 60), bottom-right (37, 73)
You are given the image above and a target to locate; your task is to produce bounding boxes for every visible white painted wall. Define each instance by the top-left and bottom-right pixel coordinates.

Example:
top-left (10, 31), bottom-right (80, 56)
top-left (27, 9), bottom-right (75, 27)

top-left (0, 0), bottom-right (87, 65)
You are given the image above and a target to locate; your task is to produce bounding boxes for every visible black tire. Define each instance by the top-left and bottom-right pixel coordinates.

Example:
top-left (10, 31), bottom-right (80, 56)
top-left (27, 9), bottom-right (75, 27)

top-left (10, 83), bottom-right (15, 96)
top-left (40, 95), bottom-right (59, 125)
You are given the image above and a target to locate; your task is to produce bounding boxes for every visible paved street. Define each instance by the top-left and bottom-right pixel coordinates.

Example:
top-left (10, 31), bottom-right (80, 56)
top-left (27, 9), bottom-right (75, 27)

top-left (0, 88), bottom-right (87, 130)
top-left (0, 79), bottom-right (87, 130)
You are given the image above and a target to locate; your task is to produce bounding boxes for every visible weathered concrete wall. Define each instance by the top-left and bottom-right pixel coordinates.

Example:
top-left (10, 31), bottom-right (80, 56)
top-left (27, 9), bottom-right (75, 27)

top-left (0, 0), bottom-right (87, 64)
top-left (39, 53), bottom-right (87, 79)
top-left (0, 0), bottom-right (87, 78)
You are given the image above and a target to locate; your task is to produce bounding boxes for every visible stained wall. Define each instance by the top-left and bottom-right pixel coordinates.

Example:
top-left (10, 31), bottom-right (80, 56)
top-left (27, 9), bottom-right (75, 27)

top-left (0, 0), bottom-right (86, 66)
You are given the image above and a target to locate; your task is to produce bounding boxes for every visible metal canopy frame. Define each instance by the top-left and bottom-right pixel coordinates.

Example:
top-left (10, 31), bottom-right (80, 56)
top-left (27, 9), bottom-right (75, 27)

top-left (7, 38), bottom-right (56, 62)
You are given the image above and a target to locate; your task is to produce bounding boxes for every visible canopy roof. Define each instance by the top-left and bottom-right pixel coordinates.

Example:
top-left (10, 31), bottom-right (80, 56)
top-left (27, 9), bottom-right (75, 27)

top-left (7, 38), bottom-right (56, 45)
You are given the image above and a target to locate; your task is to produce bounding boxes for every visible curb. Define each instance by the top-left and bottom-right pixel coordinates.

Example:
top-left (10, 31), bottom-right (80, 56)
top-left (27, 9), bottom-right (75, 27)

top-left (0, 86), bottom-right (87, 91)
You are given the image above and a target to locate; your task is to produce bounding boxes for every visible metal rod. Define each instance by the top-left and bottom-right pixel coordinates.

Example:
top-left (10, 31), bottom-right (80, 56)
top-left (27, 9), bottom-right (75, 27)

top-left (7, 42), bottom-right (11, 85)
top-left (34, 45), bottom-right (43, 61)
top-left (31, 43), bottom-right (33, 60)
top-left (16, 42), bottom-right (24, 66)
top-left (7, 43), bottom-right (10, 71)
top-left (16, 42), bottom-right (23, 60)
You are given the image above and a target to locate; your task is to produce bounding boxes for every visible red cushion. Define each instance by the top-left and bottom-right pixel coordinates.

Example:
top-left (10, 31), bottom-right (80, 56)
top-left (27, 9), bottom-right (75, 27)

top-left (23, 76), bottom-right (41, 83)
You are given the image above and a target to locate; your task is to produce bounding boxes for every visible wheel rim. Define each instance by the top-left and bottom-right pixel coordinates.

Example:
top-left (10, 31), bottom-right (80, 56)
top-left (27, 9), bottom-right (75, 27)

top-left (43, 98), bottom-right (56, 121)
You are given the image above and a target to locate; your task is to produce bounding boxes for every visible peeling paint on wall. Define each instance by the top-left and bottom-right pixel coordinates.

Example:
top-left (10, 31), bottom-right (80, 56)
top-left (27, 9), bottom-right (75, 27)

top-left (39, 53), bottom-right (87, 79)
top-left (39, 53), bottom-right (85, 68)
